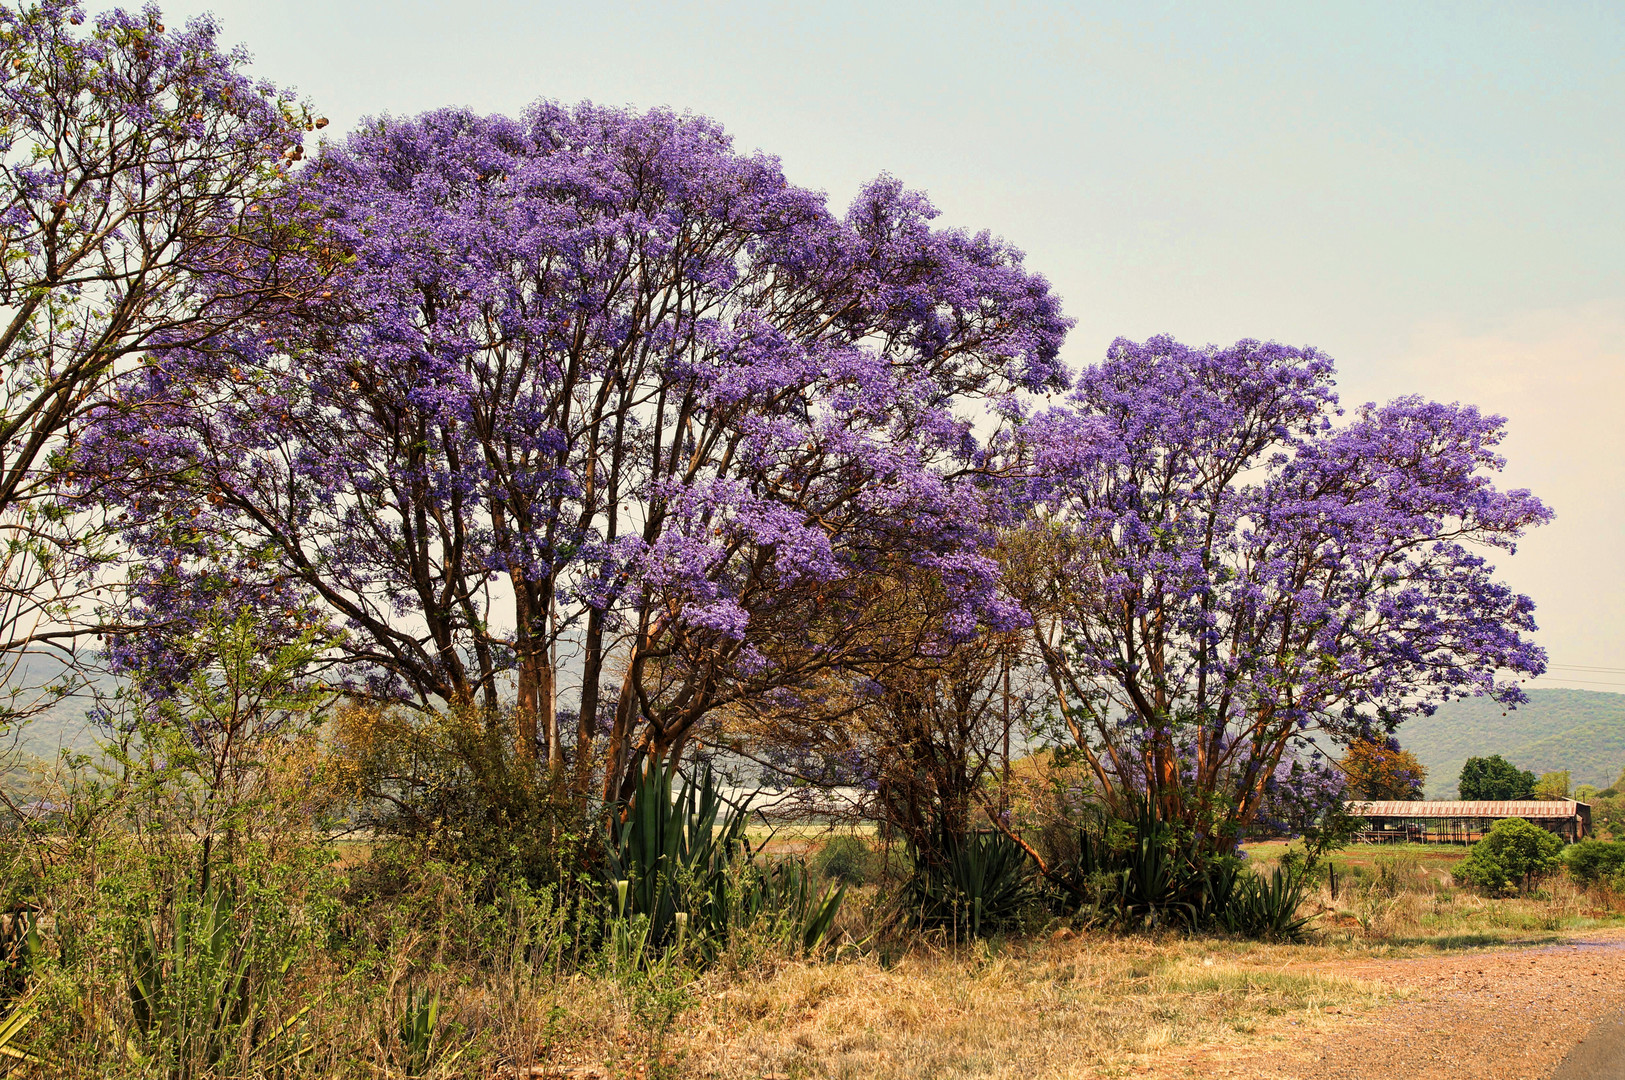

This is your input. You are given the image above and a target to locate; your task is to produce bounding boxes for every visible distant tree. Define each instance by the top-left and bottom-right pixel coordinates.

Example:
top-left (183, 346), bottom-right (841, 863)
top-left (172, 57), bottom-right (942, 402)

top-left (1454, 817), bottom-right (1563, 895)
top-left (1532, 770), bottom-right (1570, 800)
top-left (1458, 755), bottom-right (1536, 800)
top-left (1592, 798), bottom-right (1625, 842)
top-left (1342, 738), bottom-right (1427, 800)
top-left (1575, 784), bottom-right (1601, 802)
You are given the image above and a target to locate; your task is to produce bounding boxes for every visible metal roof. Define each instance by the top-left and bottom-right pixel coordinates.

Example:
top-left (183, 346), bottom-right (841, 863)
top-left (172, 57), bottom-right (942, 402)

top-left (1347, 800), bottom-right (1585, 818)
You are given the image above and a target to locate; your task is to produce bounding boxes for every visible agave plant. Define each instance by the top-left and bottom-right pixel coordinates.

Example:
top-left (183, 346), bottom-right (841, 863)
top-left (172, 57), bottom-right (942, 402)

top-left (120, 870), bottom-right (312, 1079)
top-left (392, 985), bottom-right (463, 1078)
top-left (604, 762), bottom-right (847, 963)
top-left (0, 905), bottom-right (40, 1005)
top-left (1220, 860), bottom-right (1315, 941)
top-left (736, 857), bottom-right (849, 952)
top-left (125, 878), bottom-right (253, 1071)
top-left (0, 995), bottom-right (39, 1067)
top-left (603, 760), bottom-right (751, 952)
top-left (907, 830), bottom-right (1034, 938)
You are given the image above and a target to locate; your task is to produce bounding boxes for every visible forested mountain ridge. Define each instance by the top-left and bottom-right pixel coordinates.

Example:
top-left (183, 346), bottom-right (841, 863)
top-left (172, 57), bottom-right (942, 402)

top-left (1399, 688), bottom-right (1625, 796)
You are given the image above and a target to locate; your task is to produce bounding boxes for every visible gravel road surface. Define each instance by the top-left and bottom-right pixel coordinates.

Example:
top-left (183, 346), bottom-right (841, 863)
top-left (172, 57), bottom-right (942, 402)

top-left (1148, 930), bottom-right (1625, 1079)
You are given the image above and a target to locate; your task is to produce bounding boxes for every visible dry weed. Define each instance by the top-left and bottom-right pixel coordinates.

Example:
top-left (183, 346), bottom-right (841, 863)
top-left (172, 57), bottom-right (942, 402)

top-left (668, 934), bottom-right (1383, 1079)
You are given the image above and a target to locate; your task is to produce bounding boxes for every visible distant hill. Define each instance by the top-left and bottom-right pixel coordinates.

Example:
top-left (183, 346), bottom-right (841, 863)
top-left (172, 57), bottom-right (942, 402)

top-left (5, 689), bottom-right (103, 759)
top-left (1397, 689), bottom-right (1625, 797)
top-left (0, 653), bottom-right (109, 775)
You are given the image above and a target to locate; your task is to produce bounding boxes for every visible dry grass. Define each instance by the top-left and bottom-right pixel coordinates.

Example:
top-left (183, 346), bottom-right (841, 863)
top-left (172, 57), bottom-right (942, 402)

top-left (523, 934), bottom-right (1390, 1079)
top-left (16, 817), bottom-right (1624, 1079)
top-left (490, 843), bottom-right (1625, 1080)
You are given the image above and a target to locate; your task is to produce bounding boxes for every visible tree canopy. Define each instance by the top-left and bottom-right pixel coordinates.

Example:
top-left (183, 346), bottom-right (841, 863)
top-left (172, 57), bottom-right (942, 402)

top-left (1458, 754), bottom-right (1537, 800)
top-left (0, 7), bottom-right (1551, 848)
top-left (0, 0), bottom-right (325, 724)
top-left (78, 102), bottom-right (1070, 802)
top-left (1006, 336), bottom-right (1548, 846)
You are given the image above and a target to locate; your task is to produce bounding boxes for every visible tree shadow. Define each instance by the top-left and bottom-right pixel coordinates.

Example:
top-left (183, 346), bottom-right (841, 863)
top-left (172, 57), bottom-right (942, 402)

top-left (1386, 932), bottom-right (1564, 950)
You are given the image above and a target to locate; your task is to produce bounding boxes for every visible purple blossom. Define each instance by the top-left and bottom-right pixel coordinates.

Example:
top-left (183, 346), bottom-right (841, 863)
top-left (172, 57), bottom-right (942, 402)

top-left (1006, 336), bottom-right (1549, 846)
top-left (80, 101), bottom-right (1072, 801)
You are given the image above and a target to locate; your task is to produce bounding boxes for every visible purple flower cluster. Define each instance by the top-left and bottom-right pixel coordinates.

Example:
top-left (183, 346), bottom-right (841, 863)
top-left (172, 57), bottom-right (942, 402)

top-left (1007, 335), bottom-right (1549, 841)
top-left (78, 100), bottom-right (1070, 799)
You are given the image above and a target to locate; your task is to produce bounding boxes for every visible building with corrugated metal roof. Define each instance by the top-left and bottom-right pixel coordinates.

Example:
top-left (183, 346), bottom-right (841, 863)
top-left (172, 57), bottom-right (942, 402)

top-left (1345, 800), bottom-right (1591, 844)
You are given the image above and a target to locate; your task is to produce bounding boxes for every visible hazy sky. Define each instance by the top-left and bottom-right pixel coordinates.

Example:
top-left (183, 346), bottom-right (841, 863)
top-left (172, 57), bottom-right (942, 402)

top-left (140, 0), bottom-right (1625, 691)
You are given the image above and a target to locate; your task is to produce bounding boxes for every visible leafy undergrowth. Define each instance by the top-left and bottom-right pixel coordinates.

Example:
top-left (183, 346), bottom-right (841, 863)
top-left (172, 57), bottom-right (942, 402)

top-left (10, 822), bottom-right (1621, 1079)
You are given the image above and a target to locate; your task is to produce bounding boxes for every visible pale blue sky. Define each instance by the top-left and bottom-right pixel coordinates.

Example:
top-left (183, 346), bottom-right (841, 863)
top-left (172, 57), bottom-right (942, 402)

top-left (142, 0), bottom-right (1625, 689)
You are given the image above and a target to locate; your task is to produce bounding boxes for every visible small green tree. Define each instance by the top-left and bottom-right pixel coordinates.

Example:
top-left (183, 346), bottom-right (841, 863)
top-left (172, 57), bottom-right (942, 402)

top-left (1563, 839), bottom-right (1625, 887)
top-left (1454, 818), bottom-right (1563, 895)
top-left (1532, 770), bottom-right (1570, 800)
top-left (1458, 755), bottom-right (1536, 800)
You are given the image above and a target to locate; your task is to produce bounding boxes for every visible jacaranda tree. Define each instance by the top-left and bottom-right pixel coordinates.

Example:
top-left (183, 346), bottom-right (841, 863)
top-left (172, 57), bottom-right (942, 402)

top-left (1006, 335), bottom-right (1550, 847)
top-left (0, 0), bottom-right (323, 723)
top-left (81, 102), bottom-right (1070, 802)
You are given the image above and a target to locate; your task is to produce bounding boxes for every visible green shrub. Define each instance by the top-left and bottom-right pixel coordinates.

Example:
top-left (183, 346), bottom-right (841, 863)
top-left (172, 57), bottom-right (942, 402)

top-left (1563, 839), bottom-right (1625, 886)
top-left (337, 705), bottom-right (591, 895)
top-left (812, 835), bottom-right (878, 885)
top-left (1454, 818), bottom-right (1564, 895)
top-left (1051, 804), bottom-right (1246, 933)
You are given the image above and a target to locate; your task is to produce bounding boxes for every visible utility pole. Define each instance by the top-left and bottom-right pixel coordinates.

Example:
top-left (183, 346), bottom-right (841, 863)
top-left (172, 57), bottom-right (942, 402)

top-left (1001, 651), bottom-right (1012, 815)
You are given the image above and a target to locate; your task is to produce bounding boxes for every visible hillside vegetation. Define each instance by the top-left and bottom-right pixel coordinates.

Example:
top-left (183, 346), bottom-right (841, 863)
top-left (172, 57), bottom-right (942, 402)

top-left (1400, 688), bottom-right (1625, 796)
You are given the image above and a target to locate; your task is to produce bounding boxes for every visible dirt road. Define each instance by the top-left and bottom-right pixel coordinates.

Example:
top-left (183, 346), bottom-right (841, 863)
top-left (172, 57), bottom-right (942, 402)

top-left (1156, 930), bottom-right (1625, 1079)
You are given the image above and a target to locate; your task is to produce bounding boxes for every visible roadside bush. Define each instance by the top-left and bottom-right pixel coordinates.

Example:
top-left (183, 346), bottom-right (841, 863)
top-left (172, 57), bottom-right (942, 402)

top-left (331, 705), bottom-right (593, 896)
top-left (1454, 818), bottom-right (1564, 895)
top-left (812, 835), bottom-right (880, 885)
top-left (1049, 806), bottom-right (1322, 940)
top-left (1564, 839), bottom-right (1625, 887)
top-left (1051, 804), bottom-right (1244, 932)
